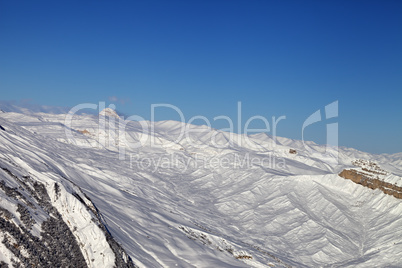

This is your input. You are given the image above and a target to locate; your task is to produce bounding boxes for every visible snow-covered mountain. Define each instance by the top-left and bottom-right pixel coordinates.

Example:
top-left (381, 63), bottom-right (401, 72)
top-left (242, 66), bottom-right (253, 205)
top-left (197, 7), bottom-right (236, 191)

top-left (0, 107), bottom-right (401, 267)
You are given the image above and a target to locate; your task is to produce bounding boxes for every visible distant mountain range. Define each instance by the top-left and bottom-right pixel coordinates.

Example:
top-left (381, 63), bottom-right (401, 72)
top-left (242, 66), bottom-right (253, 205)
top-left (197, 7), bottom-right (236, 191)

top-left (0, 105), bottom-right (401, 267)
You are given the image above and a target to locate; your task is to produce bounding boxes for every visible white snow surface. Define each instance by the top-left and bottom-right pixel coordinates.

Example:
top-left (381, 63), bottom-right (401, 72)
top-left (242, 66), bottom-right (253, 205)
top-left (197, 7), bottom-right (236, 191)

top-left (99, 108), bottom-right (120, 119)
top-left (0, 109), bottom-right (401, 267)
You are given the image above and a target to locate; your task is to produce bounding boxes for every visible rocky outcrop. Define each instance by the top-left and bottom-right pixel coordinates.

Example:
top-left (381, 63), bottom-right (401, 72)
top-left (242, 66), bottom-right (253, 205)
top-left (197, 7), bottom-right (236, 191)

top-left (78, 129), bottom-right (91, 135)
top-left (0, 166), bottom-right (137, 267)
top-left (339, 169), bottom-right (402, 199)
top-left (351, 159), bottom-right (388, 175)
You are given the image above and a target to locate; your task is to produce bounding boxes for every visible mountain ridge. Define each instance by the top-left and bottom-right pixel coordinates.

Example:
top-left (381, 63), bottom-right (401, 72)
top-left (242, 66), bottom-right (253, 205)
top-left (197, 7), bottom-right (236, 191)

top-left (0, 108), bottom-right (401, 267)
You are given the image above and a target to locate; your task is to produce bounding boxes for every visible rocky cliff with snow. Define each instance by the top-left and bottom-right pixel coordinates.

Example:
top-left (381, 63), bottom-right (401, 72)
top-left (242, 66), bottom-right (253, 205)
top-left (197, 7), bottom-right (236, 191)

top-left (339, 159), bottom-right (402, 199)
top-left (0, 160), bottom-right (136, 267)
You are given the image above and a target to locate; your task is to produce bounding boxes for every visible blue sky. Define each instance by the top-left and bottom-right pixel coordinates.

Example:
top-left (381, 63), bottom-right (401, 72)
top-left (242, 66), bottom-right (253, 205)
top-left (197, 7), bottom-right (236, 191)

top-left (1, 0), bottom-right (401, 154)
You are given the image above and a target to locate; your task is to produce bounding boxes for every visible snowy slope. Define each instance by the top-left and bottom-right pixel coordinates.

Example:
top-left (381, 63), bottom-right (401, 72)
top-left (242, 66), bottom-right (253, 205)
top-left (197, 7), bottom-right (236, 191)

top-left (0, 120), bottom-right (135, 267)
top-left (0, 108), bottom-right (401, 267)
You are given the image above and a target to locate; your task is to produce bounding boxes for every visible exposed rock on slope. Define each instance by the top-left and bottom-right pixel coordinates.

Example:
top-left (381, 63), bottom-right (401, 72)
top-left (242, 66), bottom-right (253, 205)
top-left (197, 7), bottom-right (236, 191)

top-left (0, 165), bottom-right (136, 267)
top-left (339, 160), bottom-right (402, 199)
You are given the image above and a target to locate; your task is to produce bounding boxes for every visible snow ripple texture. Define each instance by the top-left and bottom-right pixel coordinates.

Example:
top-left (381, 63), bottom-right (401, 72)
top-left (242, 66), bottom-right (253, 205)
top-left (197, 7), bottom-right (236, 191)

top-left (0, 109), bottom-right (401, 267)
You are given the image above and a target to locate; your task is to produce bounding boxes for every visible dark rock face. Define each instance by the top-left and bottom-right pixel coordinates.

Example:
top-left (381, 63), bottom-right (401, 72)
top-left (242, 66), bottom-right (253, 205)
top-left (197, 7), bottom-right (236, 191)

top-left (0, 167), bottom-right (87, 267)
top-left (0, 166), bottom-right (137, 267)
top-left (0, 211), bottom-right (87, 267)
top-left (16, 204), bottom-right (34, 230)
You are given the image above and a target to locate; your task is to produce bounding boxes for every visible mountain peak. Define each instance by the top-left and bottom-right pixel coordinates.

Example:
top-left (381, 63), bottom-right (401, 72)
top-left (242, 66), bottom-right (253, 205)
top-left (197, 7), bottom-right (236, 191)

top-left (99, 107), bottom-right (120, 119)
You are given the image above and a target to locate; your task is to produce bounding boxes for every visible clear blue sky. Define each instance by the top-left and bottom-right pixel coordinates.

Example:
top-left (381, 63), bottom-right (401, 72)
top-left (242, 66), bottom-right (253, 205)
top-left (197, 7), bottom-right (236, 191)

top-left (1, 0), bottom-right (401, 154)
